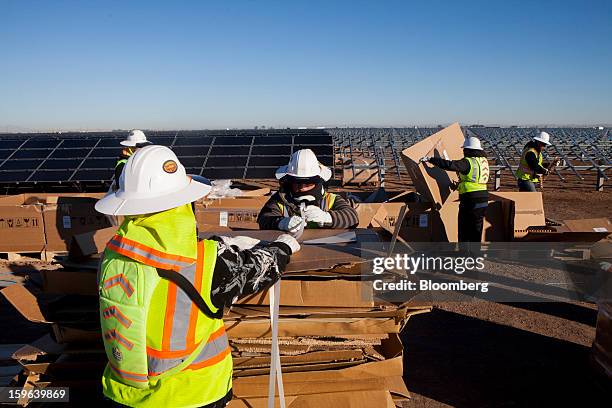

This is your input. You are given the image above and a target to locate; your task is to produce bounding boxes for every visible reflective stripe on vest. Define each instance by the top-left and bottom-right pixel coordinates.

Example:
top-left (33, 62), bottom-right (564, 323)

top-left (516, 147), bottom-right (543, 182)
top-left (107, 235), bottom-right (195, 272)
top-left (115, 158), bottom-right (128, 169)
top-left (457, 157), bottom-right (489, 195)
top-left (277, 192), bottom-right (336, 217)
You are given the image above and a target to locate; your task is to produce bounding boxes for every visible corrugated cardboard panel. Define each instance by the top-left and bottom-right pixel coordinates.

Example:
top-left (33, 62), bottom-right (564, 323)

top-left (228, 390), bottom-right (396, 408)
top-left (401, 123), bottom-right (464, 209)
top-left (0, 204), bottom-right (46, 252)
top-left (489, 192), bottom-right (545, 237)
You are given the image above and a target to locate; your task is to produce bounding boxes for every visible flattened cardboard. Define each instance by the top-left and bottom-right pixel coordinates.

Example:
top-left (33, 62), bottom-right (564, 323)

top-left (201, 229), bottom-right (380, 273)
top-left (235, 279), bottom-right (374, 308)
top-left (1, 284), bottom-right (48, 324)
top-left (228, 390), bottom-right (396, 408)
top-left (232, 356), bottom-right (407, 398)
top-left (401, 123), bottom-right (464, 209)
top-left (233, 349), bottom-right (365, 370)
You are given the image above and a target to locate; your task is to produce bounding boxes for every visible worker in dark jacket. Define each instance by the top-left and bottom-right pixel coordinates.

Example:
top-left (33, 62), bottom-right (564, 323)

top-left (515, 131), bottom-right (552, 192)
top-left (112, 129), bottom-right (151, 191)
top-left (421, 135), bottom-right (489, 243)
top-left (257, 149), bottom-right (359, 232)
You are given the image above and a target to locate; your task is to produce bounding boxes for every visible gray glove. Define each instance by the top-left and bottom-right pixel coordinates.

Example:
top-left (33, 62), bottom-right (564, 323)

top-left (274, 234), bottom-right (301, 254)
top-left (278, 215), bottom-right (305, 233)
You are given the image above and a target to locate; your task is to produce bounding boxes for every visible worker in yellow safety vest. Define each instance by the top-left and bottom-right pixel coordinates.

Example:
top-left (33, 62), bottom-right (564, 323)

top-left (112, 130), bottom-right (151, 191)
top-left (421, 133), bottom-right (489, 242)
top-left (95, 145), bottom-right (300, 408)
top-left (257, 148), bottom-right (359, 231)
top-left (515, 131), bottom-right (552, 192)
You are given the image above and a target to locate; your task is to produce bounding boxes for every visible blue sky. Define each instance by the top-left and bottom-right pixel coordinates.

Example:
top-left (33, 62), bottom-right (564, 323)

top-left (1, 0), bottom-right (610, 130)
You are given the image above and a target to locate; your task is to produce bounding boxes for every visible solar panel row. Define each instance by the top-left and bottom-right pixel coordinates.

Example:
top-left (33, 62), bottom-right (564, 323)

top-left (0, 130), bottom-right (334, 184)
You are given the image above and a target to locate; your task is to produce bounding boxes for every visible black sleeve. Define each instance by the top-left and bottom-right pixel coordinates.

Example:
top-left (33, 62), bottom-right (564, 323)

top-left (257, 194), bottom-right (285, 230)
top-left (328, 195), bottom-right (359, 229)
top-left (209, 239), bottom-right (291, 310)
top-left (429, 157), bottom-right (471, 174)
top-left (525, 151), bottom-right (547, 175)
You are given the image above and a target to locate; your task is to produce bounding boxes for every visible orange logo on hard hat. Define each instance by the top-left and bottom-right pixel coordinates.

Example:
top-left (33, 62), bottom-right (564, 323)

top-left (163, 160), bottom-right (178, 173)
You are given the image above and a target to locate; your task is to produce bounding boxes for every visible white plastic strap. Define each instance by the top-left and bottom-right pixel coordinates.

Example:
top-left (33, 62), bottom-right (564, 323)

top-left (267, 280), bottom-right (286, 408)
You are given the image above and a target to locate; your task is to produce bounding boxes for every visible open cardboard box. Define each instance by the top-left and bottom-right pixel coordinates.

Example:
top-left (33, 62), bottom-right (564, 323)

top-left (401, 123), bottom-right (464, 210)
top-left (0, 193), bottom-right (110, 253)
top-left (195, 196), bottom-right (270, 231)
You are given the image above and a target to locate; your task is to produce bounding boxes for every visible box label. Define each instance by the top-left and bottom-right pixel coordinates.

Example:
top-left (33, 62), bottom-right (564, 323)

top-left (63, 216), bottom-right (72, 229)
top-left (419, 214), bottom-right (428, 228)
top-left (219, 211), bottom-right (229, 227)
top-left (0, 217), bottom-right (40, 228)
top-left (593, 227), bottom-right (608, 232)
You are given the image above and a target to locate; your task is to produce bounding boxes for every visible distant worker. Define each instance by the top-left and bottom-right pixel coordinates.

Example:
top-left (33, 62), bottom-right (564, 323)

top-left (515, 131), bottom-right (552, 192)
top-left (95, 145), bottom-right (299, 408)
top-left (112, 129), bottom-right (151, 191)
top-left (421, 134), bottom-right (489, 242)
top-left (257, 148), bottom-right (359, 232)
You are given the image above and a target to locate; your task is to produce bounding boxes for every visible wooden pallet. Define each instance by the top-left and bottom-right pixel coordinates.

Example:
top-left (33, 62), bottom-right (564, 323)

top-left (0, 251), bottom-right (67, 262)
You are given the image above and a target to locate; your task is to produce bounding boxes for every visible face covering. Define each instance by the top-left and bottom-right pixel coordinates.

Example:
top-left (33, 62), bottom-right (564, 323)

top-left (287, 181), bottom-right (324, 205)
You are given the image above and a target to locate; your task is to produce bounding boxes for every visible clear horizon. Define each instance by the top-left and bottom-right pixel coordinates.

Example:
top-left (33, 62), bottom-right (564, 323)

top-left (1, 1), bottom-right (611, 130)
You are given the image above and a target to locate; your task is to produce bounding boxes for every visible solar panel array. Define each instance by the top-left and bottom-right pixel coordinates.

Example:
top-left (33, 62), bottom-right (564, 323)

top-left (0, 129), bottom-right (334, 186)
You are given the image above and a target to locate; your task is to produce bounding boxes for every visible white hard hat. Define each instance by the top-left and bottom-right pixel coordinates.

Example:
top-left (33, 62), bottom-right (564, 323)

top-left (275, 149), bottom-right (332, 181)
top-left (461, 136), bottom-right (483, 151)
top-left (120, 129), bottom-right (150, 147)
top-left (95, 145), bottom-right (211, 216)
top-left (533, 131), bottom-right (551, 146)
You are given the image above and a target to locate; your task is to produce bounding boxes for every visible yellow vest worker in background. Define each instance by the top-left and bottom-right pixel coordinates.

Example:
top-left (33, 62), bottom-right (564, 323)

top-left (257, 148), bottom-right (359, 232)
top-left (515, 131), bottom-right (552, 192)
top-left (421, 133), bottom-right (489, 243)
top-left (113, 130), bottom-right (152, 191)
top-left (95, 145), bottom-right (300, 408)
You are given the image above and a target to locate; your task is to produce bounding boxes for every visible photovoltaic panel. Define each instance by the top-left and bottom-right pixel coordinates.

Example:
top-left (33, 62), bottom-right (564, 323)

top-left (0, 159), bottom-right (42, 170)
top-left (0, 171), bottom-right (31, 182)
top-left (209, 146), bottom-right (251, 156)
top-left (172, 146), bottom-right (210, 156)
top-left (206, 156), bottom-right (248, 167)
top-left (12, 149), bottom-right (52, 159)
top-left (29, 170), bottom-right (75, 182)
top-left (51, 148), bottom-right (92, 158)
top-left (41, 159), bottom-right (82, 169)
top-left (0, 128), bottom-right (336, 188)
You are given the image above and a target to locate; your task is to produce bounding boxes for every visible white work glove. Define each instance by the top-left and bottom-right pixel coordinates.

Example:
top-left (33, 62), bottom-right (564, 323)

top-left (419, 156), bottom-right (431, 163)
top-left (302, 205), bottom-right (333, 226)
top-left (218, 235), bottom-right (261, 250)
top-left (278, 215), bottom-right (305, 233)
top-left (274, 234), bottom-right (301, 254)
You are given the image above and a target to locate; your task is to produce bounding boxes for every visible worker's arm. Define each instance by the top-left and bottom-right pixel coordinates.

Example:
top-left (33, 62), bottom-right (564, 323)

top-left (428, 157), bottom-right (471, 175)
top-left (328, 194), bottom-right (359, 229)
top-left (257, 194), bottom-right (285, 230)
top-left (208, 238), bottom-right (293, 309)
top-left (525, 151), bottom-right (548, 175)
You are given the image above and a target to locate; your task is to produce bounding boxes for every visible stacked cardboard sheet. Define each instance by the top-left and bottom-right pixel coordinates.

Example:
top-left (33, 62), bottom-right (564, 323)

top-left (2, 227), bottom-right (431, 407)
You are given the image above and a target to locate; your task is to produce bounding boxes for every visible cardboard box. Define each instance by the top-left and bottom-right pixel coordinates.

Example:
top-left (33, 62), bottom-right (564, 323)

top-left (236, 279), bottom-right (374, 308)
top-left (42, 196), bottom-right (112, 251)
top-left (0, 193), bottom-right (110, 253)
top-left (0, 196), bottom-right (46, 252)
top-left (196, 196), bottom-right (269, 230)
top-left (69, 227), bottom-right (116, 258)
top-left (401, 123), bottom-right (464, 209)
top-left (489, 192), bottom-right (545, 238)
